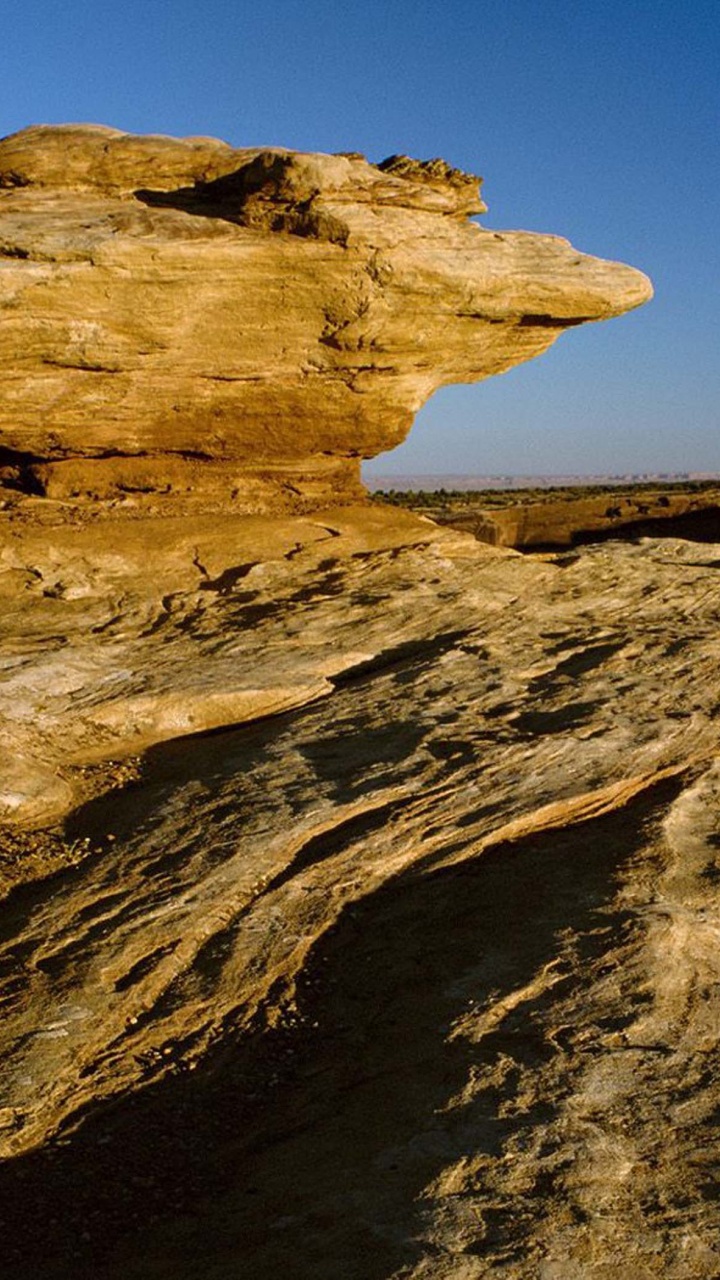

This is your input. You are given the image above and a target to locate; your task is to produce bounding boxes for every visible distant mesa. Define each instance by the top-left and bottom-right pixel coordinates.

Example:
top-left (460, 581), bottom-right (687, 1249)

top-left (0, 124), bottom-right (652, 516)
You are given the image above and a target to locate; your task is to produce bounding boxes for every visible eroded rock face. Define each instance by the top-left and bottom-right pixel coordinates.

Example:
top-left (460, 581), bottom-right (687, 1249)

top-left (2, 524), bottom-right (720, 1280)
top-left (9, 126), bottom-right (713, 1280)
top-left (0, 124), bottom-right (654, 828)
top-left (0, 124), bottom-right (651, 511)
top-left (438, 487), bottom-right (720, 548)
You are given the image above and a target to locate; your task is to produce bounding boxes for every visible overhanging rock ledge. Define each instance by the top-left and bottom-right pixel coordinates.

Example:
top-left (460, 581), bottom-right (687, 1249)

top-left (0, 124), bottom-right (652, 513)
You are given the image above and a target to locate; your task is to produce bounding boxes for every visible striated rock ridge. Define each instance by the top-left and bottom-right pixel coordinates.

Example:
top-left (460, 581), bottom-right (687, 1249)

top-left (2, 530), bottom-right (720, 1280)
top-left (0, 124), bottom-right (651, 512)
top-left (0, 127), bottom-right (653, 828)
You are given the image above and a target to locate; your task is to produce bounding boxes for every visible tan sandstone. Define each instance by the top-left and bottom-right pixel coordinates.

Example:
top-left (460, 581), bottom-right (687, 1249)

top-left (0, 124), bottom-right (650, 511)
top-left (0, 125), bottom-right (653, 827)
top-left (7, 127), bottom-right (719, 1280)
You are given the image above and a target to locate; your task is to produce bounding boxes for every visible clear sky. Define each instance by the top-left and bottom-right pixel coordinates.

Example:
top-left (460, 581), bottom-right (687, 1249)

top-left (2, 0), bottom-right (718, 476)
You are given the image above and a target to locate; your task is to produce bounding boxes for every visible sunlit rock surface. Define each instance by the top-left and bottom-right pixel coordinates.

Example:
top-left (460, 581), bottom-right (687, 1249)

top-left (5, 127), bottom-right (719, 1280)
top-left (0, 124), bottom-right (652, 826)
top-left (2, 521), bottom-right (720, 1280)
top-left (0, 124), bottom-right (650, 510)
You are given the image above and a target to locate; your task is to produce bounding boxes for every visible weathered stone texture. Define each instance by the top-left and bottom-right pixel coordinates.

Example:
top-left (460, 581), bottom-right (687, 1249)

top-left (0, 125), bottom-right (651, 510)
top-left (10, 127), bottom-right (716, 1280)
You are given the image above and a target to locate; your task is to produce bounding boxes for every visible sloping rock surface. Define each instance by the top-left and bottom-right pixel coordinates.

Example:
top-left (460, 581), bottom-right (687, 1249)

top-left (6, 127), bottom-right (716, 1280)
top-left (1, 519), bottom-right (720, 1280)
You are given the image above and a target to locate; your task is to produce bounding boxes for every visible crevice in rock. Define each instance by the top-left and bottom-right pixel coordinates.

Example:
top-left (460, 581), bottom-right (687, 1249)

top-left (518, 313), bottom-right (591, 328)
top-left (198, 562), bottom-right (258, 595)
top-left (40, 359), bottom-right (123, 374)
top-left (0, 447), bottom-right (45, 496)
top-left (0, 244), bottom-right (31, 259)
top-left (330, 629), bottom-right (470, 686)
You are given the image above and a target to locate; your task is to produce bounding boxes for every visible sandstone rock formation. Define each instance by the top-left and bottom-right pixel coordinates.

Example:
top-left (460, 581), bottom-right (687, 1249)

top-left (3, 527), bottom-right (720, 1280)
top-left (431, 486), bottom-right (720, 549)
top-left (7, 127), bottom-right (719, 1280)
top-left (0, 124), bottom-right (652, 829)
top-left (0, 124), bottom-right (650, 511)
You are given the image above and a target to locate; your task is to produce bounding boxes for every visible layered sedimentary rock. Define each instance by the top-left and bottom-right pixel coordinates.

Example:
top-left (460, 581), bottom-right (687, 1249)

top-left (0, 124), bottom-right (652, 828)
top-left (0, 124), bottom-right (650, 510)
top-left (3, 527), bottom-right (720, 1280)
top-left (8, 127), bottom-right (719, 1280)
top-left (436, 487), bottom-right (720, 548)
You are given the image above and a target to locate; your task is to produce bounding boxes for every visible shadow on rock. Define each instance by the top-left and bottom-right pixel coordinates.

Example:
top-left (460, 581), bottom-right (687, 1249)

top-left (0, 778), bottom-right (680, 1280)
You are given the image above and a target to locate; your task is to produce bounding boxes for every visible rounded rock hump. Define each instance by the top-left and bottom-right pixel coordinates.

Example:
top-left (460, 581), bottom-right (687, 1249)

top-left (0, 125), bottom-right (486, 213)
top-left (0, 123), bottom-right (252, 192)
top-left (0, 124), bottom-right (652, 515)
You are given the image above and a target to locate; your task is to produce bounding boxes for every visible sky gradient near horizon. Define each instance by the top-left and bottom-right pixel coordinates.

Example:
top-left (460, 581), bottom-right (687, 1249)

top-left (2, 0), bottom-right (718, 475)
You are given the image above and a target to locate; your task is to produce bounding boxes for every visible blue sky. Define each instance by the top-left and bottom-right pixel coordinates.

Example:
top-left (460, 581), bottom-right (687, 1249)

top-left (2, 0), bottom-right (718, 476)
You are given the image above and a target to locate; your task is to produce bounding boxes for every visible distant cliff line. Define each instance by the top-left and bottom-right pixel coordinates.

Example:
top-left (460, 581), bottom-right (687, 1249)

top-left (364, 471), bottom-right (720, 492)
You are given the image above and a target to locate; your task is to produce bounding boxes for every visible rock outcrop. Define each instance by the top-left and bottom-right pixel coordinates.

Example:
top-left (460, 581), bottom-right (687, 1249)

top-left (0, 125), bottom-right (653, 829)
top-left (3, 528), bottom-right (720, 1280)
top-left (432, 487), bottom-right (720, 548)
top-left (0, 124), bottom-right (650, 512)
top-left (10, 127), bottom-right (719, 1280)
